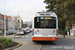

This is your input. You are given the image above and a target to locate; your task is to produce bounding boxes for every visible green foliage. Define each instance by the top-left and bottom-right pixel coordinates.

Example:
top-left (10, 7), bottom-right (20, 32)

top-left (0, 37), bottom-right (6, 43)
top-left (44, 0), bottom-right (75, 30)
top-left (2, 42), bottom-right (7, 47)
top-left (58, 30), bottom-right (67, 35)
top-left (0, 43), bottom-right (4, 48)
top-left (6, 38), bottom-right (12, 42)
top-left (4, 41), bottom-right (9, 46)
top-left (0, 37), bottom-right (14, 48)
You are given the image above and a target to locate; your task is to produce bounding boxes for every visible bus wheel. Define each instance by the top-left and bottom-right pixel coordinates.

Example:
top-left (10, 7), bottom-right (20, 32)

top-left (50, 41), bottom-right (53, 42)
top-left (33, 41), bottom-right (36, 42)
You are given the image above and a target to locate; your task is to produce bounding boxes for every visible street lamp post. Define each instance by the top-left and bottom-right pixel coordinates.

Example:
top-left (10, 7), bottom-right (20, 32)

top-left (13, 11), bottom-right (23, 33)
top-left (12, 11), bottom-right (23, 42)
top-left (72, 0), bottom-right (73, 29)
top-left (4, 0), bottom-right (6, 37)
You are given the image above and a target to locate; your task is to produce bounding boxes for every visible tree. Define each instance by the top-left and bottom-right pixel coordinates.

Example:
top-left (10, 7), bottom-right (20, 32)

top-left (44, 0), bottom-right (66, 30)
top-left (44, 0), bottom-right (56, 11)
top-left (25, 24), bottom-right (28, 27)
top-left (44, 0), bottom-right (75, 30)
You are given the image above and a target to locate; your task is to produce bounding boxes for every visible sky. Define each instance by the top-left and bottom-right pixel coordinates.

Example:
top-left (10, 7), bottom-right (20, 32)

top-left (0, 0), bottom-right (47, 21)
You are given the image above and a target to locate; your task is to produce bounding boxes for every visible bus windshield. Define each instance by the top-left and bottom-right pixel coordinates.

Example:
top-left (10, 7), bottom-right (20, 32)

top-left (34, 17), bottom-right (56, 28)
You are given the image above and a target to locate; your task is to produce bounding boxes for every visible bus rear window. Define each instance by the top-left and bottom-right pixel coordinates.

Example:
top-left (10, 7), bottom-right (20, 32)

top-left (34, 17), bottom-right (56, 28)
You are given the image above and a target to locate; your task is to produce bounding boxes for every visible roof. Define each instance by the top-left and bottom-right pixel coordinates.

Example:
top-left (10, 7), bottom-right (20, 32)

top-left (34, 12), bottom-right (58, 18)
top-left (14, 20), bottom-right (17, 22)
top-left (7, 16), bottom-right (11, 18)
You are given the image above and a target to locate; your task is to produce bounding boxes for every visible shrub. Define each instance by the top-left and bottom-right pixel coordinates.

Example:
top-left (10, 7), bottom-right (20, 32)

top-left (9, 42), bottom-right (13, 46)
top-left (6, 38), bottom-right (12, 42)
top-left (0, 37), bottom-right (6, 43)
top-left (58, 30), bottom-right (67, 35)
top-left (0, 37), bottom-right (15, 48)
top-left (2, 42), bottom-right (7, 47)
top-left (0, 43), bottom-right (3, 48)
top-left (4, 41), bottom-right (9, 46)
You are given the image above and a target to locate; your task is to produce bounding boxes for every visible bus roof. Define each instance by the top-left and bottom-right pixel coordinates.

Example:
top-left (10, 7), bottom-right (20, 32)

top-left (34, 12), bottom-right (58, 18)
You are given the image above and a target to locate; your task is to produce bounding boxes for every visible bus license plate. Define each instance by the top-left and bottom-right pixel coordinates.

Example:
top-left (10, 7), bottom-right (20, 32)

top-left (43, 34), bottom-right (48, 36)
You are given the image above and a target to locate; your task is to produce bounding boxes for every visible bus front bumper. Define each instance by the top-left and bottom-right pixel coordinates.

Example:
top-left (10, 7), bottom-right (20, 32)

top-left (32, 37), bottom-right (58, 41)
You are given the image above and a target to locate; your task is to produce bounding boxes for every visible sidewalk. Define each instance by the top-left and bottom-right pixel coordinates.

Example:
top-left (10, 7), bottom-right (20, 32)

top-left (7, 34), bottom-right (22, 38)
top-left (0, 34), bottom-right (22, 38)
top-left (58, 34), bottom-right (75, 40)
top-left (13, 41), bottom-right (42, 50)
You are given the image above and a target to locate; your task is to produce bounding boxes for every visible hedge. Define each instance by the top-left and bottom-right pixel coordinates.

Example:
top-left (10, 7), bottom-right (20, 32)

top-left (58, 30), bottom-right (67, 35)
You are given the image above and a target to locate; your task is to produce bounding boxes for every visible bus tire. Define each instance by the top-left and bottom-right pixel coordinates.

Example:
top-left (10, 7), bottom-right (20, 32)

top-left (50, 41), bottom-right (53, 42)
top-left (33, 41), bottom-right (36, 42)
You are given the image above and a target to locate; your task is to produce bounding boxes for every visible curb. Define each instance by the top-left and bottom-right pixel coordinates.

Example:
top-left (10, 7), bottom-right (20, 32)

top-left (58, 34), bottom-right (75, 40)
top-left (39, 45), bottom-right (42, 50)
top-left (58, 37), bottom-right (75, 40)
top-left (7, 36), bottom-right (22, 38)
top-left (0, 35), bottom-right (22, 38)
top-left (37, 44), bottom-right (42, 50)
top-left (15, 36), bottom-right (22, 38)
top-left (4, 42), bottom-right (22, 50)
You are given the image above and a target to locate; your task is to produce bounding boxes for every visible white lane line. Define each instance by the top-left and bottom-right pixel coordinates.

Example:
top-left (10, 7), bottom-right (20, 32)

top-left (26, 36), bottom-right (29, 38)
top-left (21, 36), bottom-right (25, 38)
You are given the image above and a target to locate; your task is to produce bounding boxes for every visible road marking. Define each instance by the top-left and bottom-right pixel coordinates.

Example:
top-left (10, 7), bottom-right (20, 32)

top-left (21, 36), bottom-right (32, 38)
top-left (26, 36), bottom-right (28, 38)
top-left (21, 36), bottom-right (25, 38)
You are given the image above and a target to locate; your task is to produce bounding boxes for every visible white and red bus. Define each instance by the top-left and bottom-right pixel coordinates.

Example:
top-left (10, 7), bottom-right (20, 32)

top-left (32, 12), bottom-right (58, 41)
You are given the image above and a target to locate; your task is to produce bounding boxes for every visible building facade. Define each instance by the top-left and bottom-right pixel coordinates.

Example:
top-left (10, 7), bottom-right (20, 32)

top-left (12, 16), bottom-right (19, 30)
top-left (25, 21), bottom-right (32, 28)
top-left (12, 16), bottom-right (22, 29)
top-left (0, 13), bottom-right (8, 31)
top-left (7, 16), bottom-right (15, 32)
top-left (17, 16), bottom-right (22, 29)
top-left (23, 21), bottom-right (25, 28)
top-left (0, 14), bottom-right (4, 30)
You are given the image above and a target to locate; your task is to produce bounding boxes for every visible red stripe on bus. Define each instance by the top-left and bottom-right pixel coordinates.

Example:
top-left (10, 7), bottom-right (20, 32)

top-left (32, 37), bottom-right (58, 41)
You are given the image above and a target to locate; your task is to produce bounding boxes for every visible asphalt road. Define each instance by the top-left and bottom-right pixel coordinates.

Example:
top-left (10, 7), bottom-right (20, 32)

top-left (12, 32), bottom-right (75, 50)
top-left (12, 32), bottom-right (32, 41)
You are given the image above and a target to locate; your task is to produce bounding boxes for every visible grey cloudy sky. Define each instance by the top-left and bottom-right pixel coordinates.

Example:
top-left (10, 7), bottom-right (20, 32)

top-left (0, 0), bottom-right (47, 21)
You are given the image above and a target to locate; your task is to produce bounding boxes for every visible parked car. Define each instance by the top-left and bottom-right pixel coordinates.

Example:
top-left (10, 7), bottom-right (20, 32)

top-left (24, 27), bottom-right (30, 33)
top-left (30, 28), bottom-right (32, 32)
top-left (26, 29), bottom-right (30, 33)
top-left (7, 31), bottom-right (13, 35)
top-left (17, 30), bottom-right (25, 35)
top-left (0, 31), bottom-right (3, 35)
top-left (4, 31), bottom-right (15, 35)
top-left (4, 31), bottom-right (8, 34)
top-left (15, 30), bottom-right (18, 34)
top-left (21, 28), bottom-right (25, 30)
top-left (8, 28), bottom-right (15, 35)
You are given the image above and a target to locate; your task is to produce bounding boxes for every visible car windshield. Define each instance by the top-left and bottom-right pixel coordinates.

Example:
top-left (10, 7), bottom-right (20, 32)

top-left (27, 29), bottom-right (29, 30)
top-left (20, 30), bottom-right (23, 32)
